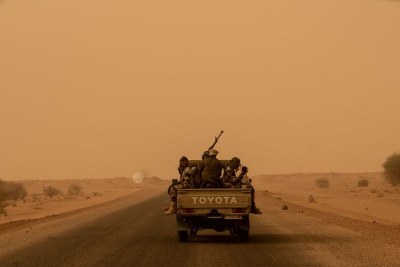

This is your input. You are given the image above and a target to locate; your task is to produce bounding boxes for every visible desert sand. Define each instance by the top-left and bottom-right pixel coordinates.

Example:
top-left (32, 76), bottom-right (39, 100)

top-left (1, 172), bottom-right (400, 266)
top-left (253, 172), bottom-right (400, 226)
top-left (2, 172), bottom-right (399, 229)
top-left (0, 177), bottom-right (169, 226)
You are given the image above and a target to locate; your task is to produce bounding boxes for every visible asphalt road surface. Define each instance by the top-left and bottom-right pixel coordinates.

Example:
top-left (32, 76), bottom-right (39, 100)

top-left (1, 193), bottom-right (400, 267)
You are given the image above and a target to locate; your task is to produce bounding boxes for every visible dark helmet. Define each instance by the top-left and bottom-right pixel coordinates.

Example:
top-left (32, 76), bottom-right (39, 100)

top-left (179, 156), bottom-right (188, 162)
top-left (229, 157), bottom-right (241, 169)
top-left (179, 156), bottom-right (189, 172)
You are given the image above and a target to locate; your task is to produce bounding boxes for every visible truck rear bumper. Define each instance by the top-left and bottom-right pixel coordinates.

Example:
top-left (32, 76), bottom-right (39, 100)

top-left (177, 215), bottom-right (250, 231)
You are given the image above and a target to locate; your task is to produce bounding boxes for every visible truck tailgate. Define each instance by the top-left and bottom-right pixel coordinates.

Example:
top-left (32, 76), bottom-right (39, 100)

top-left (177, 189), bottom-right (251, 209)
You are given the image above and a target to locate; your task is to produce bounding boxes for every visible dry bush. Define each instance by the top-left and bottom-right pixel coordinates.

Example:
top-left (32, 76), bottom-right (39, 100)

top-left (0, 179), bottom-right (27, 203)
top-left (43, 186), bottom-right (63, 198)
top-left (67, 183), bottom-right (82, 196)
top-left (314, 178), bottom-right (330, 188)
top-left (383, 153), bottom-right (400, 186)
top-left (0, 204), bottom-right (7, 216)
top-left (92, 192), bottom-right (102, 197)
top-left (0, 179), bottom-right (27, 216)
top-left (357, 178), bottom-right (369, 187)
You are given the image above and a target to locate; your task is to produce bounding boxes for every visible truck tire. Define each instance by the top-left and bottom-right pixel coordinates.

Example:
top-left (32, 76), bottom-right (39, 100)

top-left (178, 230), bottom-right (188, 242)
top-left (239, 229), bottom-right (249, 242)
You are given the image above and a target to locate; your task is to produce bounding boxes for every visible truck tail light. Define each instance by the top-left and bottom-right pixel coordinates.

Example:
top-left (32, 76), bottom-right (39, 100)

top-left (181, 208), bottom-right (195, 213)
top-left (232, 208), bottom-right (246, 213)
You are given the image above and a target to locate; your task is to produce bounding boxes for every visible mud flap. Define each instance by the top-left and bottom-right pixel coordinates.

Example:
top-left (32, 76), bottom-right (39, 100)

top-left (176, 215), bottom-right (189, 231)
top-left (238, 216), bottom-right (250, 231)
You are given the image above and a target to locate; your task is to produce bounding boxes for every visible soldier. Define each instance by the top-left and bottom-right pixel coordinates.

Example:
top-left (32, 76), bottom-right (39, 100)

top-left (165, 156), bottom-right (195, 215)
top-left (178, 156), bottom-right (189, 176)
top-left (222, 157), bottom-right (242, 188)
top-left (201, 149), bottom-right (223, 187)
top-left (222, 157), bottom-right (262, 214)
top-left (197, 131), bottom-right (223, 183)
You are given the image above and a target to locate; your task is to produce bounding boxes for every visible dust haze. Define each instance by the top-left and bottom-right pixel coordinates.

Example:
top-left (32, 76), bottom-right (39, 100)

top-left (1, 0), bottom-right (400, 180)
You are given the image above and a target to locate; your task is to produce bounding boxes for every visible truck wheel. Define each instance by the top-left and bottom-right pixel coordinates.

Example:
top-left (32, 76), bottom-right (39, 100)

top-left (178, 230), bottom-right (188, 242)
top-left (239, 229), bottom-right (249, 242)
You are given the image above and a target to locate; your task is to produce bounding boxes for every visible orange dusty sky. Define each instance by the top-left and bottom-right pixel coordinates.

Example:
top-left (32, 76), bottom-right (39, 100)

top-left (1, 0), bottom-right (400, 180)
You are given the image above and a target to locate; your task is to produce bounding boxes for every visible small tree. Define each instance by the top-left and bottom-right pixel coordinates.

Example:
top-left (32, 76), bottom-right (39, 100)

top-left (0, 180), bottom-right (27, 203)
top-left (315, 178), bottom-right (330, 188)
top-left (67, 183), bottom-right (82, 196)
top-left (43, 186), bottom-right (63, 198)
top-left (0, 179), bottom-right (27, 216)
top-left (357, 178), bottom-right (369, 187)
top-left (383, 153), bottom-right (400, 186)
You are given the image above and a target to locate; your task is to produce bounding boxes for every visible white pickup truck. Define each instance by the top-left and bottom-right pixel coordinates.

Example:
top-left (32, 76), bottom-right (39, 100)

top-left (176, 188), bottom-right (252, 242)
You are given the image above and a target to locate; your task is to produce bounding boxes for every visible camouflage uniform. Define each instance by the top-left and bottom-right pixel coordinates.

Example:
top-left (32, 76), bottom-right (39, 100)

top-left (165, 157), bottom-right (195, 215)
top-left (178, 156), bottom-right (189, 176)
top-left (222, 157), bottom-right (242, 188)
top-left (168, 166), bottom-right (195, 201)
top-left (222, 166), bottom-right (244, 188)
top-left (222, 157), bottom-right (262, 214)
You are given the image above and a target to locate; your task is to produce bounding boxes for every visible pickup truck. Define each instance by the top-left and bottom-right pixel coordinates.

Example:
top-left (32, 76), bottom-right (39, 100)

top-left (176, 187), bottom-right (252, 242)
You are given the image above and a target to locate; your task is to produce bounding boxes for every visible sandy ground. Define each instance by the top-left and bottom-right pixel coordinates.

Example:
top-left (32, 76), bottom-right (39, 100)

top-left (0, 176), bottom-right (168, 226)
top-left (2, 172), bottom-right (399, 228)
top-left (252, 172), bottom-right (400, 226)
top-left (1, 173), bottom-right (400, 266)
top-left (1, 172), bottom-right (400, 266)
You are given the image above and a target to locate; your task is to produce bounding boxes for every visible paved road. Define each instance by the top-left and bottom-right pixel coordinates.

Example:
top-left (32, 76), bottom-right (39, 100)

top-left (1, 193), bottom-right (400, 267)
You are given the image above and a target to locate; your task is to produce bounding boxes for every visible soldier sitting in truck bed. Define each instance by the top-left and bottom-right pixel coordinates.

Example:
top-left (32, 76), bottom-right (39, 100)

top-left (222, 157), bottom-right (262, 214)
top-left (165, 156), bottom-right (196, 215)
top-left (200, 149), bottom-right (223, 188)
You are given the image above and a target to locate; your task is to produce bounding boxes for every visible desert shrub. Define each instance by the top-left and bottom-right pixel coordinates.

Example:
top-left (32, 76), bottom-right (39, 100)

top-left (314, 178), bottom-right (330, 188)
top-left (383, 153), bottom-right (400, 186)
top-left (0, 179), bottom-right (27, 216)
top-left (43, 186), bottom-right (63, 198)
top-left (0, 179), bottom-right (27, 203)
top-left (0, 204), bottom-right (7, 216)
top-left (67, 183), bottom-right (82, 196)
top-left (92, 192), bottom-right (102, 197)
top-left (357, 178), bottom-right (369, 187)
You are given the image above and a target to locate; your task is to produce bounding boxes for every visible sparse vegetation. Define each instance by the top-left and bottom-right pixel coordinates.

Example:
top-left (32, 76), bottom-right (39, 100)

top-left (357, 178), bottom-right (369, 187)
top-left (92, 192), bottom-right (102, 197)
top-left (0, 204), bottom-right (7, 216)
top-left (0, 179), bottom-right (27, 203)
top-left (43, 186), bottom-right (63, 198)
top-left (383, 153), bottom-right (400, 186)
top-left (0, 179), bottom-right (27, 216)
top-left (67, 183), bottom-right (82, 197)
top-left (314, 178), bottom-right (330, 188)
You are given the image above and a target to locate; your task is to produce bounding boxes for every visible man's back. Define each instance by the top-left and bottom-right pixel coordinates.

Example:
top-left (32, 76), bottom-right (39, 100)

top-left (202, 157), bottom-right (222, 181)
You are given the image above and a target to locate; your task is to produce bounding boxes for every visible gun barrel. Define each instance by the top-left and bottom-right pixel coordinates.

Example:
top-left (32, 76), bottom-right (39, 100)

top-left (208, 130), bottom-right (224, 150)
